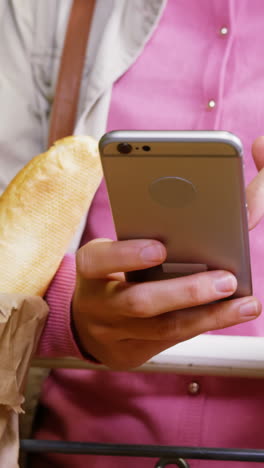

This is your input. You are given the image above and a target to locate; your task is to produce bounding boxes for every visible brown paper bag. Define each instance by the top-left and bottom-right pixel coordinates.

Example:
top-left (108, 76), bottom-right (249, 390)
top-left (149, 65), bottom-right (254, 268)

top-left (0, 293), bottom-right (49, 467)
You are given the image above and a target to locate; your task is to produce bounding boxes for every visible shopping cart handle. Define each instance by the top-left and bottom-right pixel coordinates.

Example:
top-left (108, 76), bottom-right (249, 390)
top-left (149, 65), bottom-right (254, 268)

top-left (32, 334), bottom-right (264, 378)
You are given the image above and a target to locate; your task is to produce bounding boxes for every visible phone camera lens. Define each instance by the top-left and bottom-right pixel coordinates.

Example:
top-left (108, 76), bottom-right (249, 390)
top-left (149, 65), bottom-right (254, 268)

top-left (117, 143), bottom-right (132, 154)
top-left (142, 145), bottom-right (151, 152)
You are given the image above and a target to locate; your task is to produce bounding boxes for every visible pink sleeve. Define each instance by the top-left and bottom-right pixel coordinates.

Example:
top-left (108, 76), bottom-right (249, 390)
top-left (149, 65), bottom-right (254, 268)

top-left (36, 254), bottom-right (85, 359)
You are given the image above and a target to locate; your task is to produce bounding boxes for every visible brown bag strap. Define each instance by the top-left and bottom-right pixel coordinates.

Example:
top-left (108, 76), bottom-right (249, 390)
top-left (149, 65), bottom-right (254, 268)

top-left (48, 0), bottom-right (96, 147)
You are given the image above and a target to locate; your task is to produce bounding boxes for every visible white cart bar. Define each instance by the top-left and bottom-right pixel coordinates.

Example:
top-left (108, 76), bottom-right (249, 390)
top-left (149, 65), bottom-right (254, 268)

top-left (32, 334), bottom-right (264, 378)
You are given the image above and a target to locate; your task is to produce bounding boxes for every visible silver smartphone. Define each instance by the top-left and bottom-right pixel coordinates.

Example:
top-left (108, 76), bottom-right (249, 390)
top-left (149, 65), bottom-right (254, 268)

top-left (99, 130), bottom-right (252, 298)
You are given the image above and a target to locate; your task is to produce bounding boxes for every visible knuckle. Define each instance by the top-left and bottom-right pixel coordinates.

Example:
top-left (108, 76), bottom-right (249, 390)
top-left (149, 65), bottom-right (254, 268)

top-left (76, 241), bottom-right (97, 278)
top-left (185, 277), bottom-right (203, 304)
top-left (125, 288), bottom-right (152, 317)
top-left (76, 245), bottom-right (90, 276)
top-left (213, 306), bottom-right (225, 330)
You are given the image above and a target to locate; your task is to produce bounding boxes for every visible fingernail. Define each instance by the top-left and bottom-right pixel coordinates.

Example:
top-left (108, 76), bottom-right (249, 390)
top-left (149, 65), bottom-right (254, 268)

top-left (239, 300), bottom-right (259, 319)
top-left (140, 244), bottom-right (164, 263)
top-left (214, 274), bottom-right (237, 293)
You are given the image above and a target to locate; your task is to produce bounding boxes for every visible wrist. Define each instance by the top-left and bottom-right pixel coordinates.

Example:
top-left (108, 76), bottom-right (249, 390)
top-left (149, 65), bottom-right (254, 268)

top-left (70, 310), bottom-right (101, 363)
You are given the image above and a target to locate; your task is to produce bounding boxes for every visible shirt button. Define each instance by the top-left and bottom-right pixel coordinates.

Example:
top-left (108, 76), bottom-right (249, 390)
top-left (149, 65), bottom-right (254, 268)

top-left (187, 381), bottom-right (200, 395)
top-left (207, 99), bottom-right (216, 110)
top-left (219, 26), bottom-right (229, 36)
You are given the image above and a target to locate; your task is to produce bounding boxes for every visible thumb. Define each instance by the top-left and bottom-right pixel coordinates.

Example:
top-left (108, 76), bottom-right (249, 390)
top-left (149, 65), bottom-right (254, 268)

top-left (252, 136), bottom-right (264, 171)
top-left (246, 136), bottom-right (264, 229)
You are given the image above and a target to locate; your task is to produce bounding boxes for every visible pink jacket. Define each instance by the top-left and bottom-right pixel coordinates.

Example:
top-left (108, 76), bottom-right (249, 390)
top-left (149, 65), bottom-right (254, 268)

top-left (34, 1), bottom-right (264, 466)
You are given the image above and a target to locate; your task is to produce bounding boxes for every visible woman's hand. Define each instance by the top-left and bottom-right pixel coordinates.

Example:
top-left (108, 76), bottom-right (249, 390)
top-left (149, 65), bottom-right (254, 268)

top-left (247, 136), bottom-right (264, 229)
top-left (72, 238), bottom-right (260, 370)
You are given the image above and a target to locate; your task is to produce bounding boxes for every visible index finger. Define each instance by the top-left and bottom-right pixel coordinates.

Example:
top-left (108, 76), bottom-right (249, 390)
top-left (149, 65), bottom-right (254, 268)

top-left (76, 238), bottom-right (167, 279)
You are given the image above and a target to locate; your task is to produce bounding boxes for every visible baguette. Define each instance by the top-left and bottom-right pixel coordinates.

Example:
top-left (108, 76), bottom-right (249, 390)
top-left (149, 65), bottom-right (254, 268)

top-left (0, 135), bottom-right (102, 296)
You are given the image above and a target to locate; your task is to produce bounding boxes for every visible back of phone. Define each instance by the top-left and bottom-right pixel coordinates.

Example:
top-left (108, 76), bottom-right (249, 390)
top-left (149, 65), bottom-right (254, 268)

top-left (99, 130), bottom-right (252, 297)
